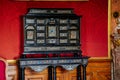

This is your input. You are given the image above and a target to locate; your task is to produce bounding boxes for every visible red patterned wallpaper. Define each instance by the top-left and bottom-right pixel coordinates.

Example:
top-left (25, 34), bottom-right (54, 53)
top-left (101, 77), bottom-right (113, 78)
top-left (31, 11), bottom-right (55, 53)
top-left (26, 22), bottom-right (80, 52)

top-left (0, 0), bottom-right (108, 59)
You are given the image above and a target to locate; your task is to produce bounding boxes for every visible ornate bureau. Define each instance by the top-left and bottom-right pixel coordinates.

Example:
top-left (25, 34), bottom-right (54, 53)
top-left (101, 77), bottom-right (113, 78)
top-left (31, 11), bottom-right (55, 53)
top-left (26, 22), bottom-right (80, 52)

top-left (19, 8), bottom-right (89, 80)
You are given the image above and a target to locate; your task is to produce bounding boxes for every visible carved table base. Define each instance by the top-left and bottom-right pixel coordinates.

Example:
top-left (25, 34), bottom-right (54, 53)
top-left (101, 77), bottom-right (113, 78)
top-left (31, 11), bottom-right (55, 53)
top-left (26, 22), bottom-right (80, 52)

top-left (19, 57), bottom-right (89, 80)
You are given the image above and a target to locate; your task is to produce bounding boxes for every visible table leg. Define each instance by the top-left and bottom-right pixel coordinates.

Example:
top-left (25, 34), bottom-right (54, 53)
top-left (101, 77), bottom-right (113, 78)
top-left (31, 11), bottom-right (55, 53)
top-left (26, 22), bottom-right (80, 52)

top-left (48, 66), bottom-right (53, 80)
top-left (53, 66), bottom-right (57, 80)
top-left (77, 65), bottom-right (81, 80)
top-left (82, 65), bottom-right (87, 80)
top-left (19, 67), bottom-right (25, 80)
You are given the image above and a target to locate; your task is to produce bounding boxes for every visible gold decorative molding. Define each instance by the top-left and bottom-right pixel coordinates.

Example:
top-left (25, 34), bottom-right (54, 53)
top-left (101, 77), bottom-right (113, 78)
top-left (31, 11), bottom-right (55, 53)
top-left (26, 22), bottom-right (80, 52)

top-left (108, 0), bottom-right (111, 59)
top-left (7, 60), bottom-right (18, 64)
top-left (89, 57), bottom-right (112, 60)
top-left (14, 0), bottom-right (88, 1)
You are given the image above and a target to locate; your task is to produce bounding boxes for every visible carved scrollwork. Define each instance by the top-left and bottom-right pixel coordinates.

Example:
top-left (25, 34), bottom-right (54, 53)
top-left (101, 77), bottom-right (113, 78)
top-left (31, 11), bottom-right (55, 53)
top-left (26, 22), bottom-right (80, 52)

top-left (29, 65), bottom-right (48, 72)
top-left (82, 59), bottom-right (88, 65)
top-left (61, 64), bottom-right (79, 71)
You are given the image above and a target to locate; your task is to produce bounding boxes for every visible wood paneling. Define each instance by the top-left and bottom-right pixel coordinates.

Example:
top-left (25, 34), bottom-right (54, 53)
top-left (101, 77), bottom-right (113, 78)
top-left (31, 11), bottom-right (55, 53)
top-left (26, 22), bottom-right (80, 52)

top-left (7, 59), bottom-right (111, 80)
top-left (7, 61), bottom-right (18, 80)
top-left (25, 67), bottom-right (48, 80)
top-left (87, 59), bottom-right (111, 80)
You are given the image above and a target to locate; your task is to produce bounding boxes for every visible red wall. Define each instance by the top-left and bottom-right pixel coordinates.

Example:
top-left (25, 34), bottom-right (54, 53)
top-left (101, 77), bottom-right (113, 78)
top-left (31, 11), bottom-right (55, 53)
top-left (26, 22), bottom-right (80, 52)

top-left (0, 0), bottom-right (108, 59)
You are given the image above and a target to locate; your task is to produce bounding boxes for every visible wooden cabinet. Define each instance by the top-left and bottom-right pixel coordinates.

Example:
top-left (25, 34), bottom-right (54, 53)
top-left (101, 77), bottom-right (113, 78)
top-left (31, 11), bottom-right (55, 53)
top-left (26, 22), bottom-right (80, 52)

top-left (19, 8), bottom-right (89, 80)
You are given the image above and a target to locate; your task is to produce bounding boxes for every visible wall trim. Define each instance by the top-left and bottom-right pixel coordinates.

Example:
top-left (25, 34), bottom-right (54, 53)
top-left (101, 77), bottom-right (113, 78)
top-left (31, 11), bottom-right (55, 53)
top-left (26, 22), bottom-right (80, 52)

top-left (14, 0), bottom-right (89, 1)
top-left (108, 0), bottom-right (111, 59)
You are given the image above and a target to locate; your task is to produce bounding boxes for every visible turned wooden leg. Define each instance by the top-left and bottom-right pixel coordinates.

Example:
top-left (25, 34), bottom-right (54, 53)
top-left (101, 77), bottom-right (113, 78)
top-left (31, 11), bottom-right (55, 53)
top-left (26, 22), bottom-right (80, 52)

top-left (19, 67), bottom-right (25, 80)
top-left (77, 65), bottom-right (81, 80)
top-left (82, 65), bottom-right (87, 80)
top-left (53, 66), bottom-right (57, 80)
top-left (48, 66), bottom-right (53, 80)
